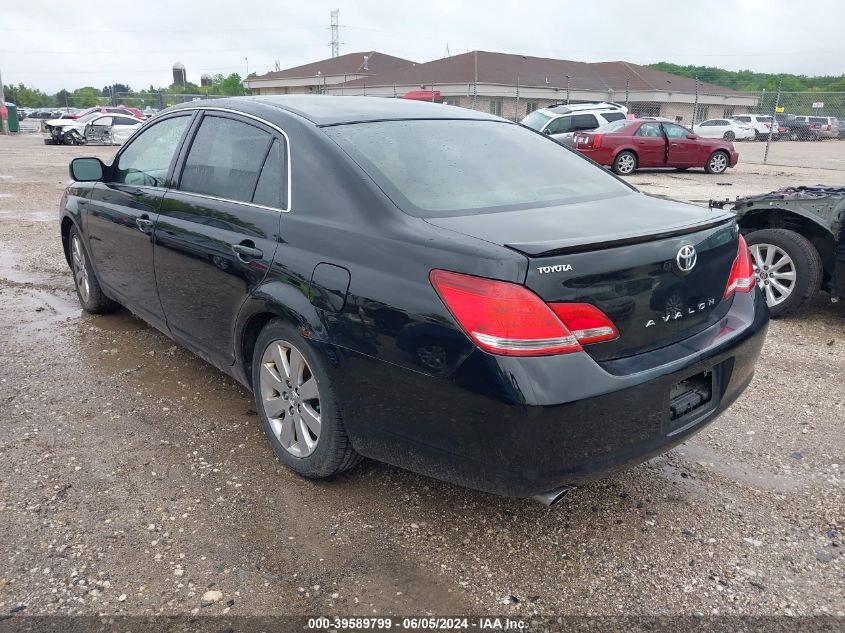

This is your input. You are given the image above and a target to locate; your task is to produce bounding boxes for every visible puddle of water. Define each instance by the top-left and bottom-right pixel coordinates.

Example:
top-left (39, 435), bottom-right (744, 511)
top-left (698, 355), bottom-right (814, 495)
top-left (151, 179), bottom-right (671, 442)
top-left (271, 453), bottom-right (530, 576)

top-left (83, 310), bottom-right (150, 332)
top-left (0, 244), bottom-right (43, 284)
top-left (0, 210), bottom-right (53, 222)
top-left (0, 193), bottom-right (12, 198)
top-left (0, 174), bottom-right (13, 180)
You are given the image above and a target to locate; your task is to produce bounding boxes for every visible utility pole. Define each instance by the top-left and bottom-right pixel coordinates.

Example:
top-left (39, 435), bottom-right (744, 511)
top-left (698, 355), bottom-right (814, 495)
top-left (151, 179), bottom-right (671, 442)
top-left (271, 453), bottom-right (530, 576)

top-left (472, 51), bottom-right (478, 110)
top-left (565, 75), bottom-right (570, 105)
top-left (330, 10), bottom-right (340, 58)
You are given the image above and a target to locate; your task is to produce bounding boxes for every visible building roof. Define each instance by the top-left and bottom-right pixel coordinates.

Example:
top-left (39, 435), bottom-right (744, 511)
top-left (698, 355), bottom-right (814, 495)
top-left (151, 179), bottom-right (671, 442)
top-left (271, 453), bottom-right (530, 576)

top-left (171, 95), bottom-right (501, 126)
top-left (338, 51), bottom-right (739, 94)
top-left (250, 51), bottom-right (416, 81)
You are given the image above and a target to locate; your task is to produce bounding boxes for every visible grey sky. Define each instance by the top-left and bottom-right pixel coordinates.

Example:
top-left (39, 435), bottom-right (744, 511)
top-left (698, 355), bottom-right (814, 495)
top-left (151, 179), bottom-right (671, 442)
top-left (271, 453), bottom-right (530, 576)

top-left (2, 0), bottom-right (839, 93)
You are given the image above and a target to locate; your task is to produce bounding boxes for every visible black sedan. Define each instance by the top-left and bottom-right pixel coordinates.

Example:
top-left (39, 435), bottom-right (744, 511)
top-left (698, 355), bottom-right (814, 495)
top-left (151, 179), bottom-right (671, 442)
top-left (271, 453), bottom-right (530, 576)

top-left (60, 96), bottom-right (768, 505)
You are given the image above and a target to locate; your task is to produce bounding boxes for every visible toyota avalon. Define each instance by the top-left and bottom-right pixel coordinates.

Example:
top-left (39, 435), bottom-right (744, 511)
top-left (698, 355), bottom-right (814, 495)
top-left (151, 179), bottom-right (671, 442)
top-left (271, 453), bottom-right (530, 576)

top-left (59, 96), bottom-right (768, 505)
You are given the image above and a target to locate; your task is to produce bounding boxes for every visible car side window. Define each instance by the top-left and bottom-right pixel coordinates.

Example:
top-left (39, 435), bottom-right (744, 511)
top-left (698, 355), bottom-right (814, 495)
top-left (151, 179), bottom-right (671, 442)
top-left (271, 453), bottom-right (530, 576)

top-left (602, 112), bottom-right (626, 122)
top-left (545, 117), bottom-right (572, 135)
top-left (115, 115), bottom-right (191, 187)
top-left (92, 116), bottom-right (113, 127)
top-left (699, 121), bottom-right (714, 127)
top-left (635, 122), bottom-right (662, 137)
top-left (663, 123), bottom-right (689, 139)
top-left (252, 139), bottom-right (287, 209)
top-left (179, 115), bottom-right (272, 203)
top-left (570, 114), bottom-right (599, 131)
top-left (114, 116), bottom-right (138, 126)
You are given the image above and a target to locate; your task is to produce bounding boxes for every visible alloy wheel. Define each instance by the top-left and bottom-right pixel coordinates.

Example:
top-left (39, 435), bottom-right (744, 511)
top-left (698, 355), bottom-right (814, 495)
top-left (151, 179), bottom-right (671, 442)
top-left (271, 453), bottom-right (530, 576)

top-left (259, 339), bottom-right (321, 458)
top-left (749, 243), bottom-right (796, 308)
top-left (709, 153), bottom-right (728, 173)
top-left (616, 154), bottom-right (635, 174)
top-left (71, 235), bottom-right (90, 303)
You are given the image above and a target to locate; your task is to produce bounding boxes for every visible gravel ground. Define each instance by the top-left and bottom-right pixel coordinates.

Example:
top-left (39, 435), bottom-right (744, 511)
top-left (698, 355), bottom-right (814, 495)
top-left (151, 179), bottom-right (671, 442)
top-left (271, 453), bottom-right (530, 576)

top-left (0, 131), bottom-right (843, 620)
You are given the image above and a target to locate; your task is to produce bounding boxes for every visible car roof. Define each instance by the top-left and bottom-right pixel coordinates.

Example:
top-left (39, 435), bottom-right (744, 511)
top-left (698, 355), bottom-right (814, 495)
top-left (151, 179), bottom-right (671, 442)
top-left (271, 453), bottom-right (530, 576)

top-left (170, 95), bottom-right (503, 126)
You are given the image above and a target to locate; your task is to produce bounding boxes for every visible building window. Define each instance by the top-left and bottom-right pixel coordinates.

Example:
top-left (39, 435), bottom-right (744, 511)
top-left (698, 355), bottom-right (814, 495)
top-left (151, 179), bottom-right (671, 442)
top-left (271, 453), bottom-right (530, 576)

top-left (490, 99), bottom-right (503, 116)
top-left (724, 106), bottom-right (735, 117)
top-left (526, 101), bottom-right (539, 115)
top-left (695, 105), bottom-right (709, 121)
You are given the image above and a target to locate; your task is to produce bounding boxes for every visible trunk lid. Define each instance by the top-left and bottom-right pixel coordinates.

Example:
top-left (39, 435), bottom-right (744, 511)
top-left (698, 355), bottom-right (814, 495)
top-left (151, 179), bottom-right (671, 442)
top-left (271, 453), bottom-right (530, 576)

top-left (425, 193), bottom-right (738, 360)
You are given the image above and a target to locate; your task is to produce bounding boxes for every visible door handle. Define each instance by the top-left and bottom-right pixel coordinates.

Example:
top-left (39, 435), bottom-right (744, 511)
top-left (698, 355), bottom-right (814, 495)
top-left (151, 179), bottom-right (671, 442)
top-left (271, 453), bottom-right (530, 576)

top-left (135, 214), bottom-right (154, 232)
top-left (232, 243), bottom-right (263, 260)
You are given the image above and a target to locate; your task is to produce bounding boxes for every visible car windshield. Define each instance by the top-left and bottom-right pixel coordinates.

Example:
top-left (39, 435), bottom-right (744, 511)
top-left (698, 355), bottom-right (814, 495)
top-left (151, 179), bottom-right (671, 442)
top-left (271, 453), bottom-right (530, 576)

top-left (520, 111), bottom-right (552, 131)
top-left (595, 119), bottom-right (631, 133)
top-left (325, 119), bottom-right (631, 218)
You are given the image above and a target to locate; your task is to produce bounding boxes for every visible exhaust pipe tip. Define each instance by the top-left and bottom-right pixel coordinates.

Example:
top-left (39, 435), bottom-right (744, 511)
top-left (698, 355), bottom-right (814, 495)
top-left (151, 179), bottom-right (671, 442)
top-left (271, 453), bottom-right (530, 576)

top-left (531, 485), bottom-right (572, 507)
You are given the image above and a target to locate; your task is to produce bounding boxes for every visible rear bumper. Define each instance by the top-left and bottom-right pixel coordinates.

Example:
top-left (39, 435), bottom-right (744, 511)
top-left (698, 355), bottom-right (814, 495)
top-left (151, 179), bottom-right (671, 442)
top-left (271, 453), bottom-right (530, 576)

top-left (331, 290), bottom-right (768, 498)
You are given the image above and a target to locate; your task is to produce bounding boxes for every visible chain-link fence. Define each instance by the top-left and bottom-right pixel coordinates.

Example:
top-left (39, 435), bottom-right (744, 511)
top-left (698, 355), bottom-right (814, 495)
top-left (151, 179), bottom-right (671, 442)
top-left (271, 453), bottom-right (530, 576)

top-left (316, 78), bottom-right (845, 172)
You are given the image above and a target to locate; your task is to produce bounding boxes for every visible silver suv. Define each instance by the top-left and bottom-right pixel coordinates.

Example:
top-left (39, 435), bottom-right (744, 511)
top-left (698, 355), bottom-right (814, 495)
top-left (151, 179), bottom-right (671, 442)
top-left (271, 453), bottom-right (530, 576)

top-left (521, 102), bottom-right (628, 145)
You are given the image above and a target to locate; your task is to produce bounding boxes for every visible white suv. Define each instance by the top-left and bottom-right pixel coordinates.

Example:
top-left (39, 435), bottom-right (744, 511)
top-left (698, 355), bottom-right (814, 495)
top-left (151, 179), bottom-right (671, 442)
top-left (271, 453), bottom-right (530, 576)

top-left (732, 114), bottom-right (778, 140)
top-left (521, 102), bottom-right (628, 145)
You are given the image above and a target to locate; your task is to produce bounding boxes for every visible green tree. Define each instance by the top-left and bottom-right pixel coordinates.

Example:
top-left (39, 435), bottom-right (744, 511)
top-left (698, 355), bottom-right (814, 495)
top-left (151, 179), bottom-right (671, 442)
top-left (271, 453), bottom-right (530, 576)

top-left (71, 86), bottom-right (103, 108)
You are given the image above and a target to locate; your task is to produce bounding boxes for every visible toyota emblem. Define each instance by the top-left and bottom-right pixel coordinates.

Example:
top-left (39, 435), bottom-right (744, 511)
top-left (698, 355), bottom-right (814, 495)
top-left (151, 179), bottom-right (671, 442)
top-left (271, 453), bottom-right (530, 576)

top-left (676, 245), bottom-right (697, 273)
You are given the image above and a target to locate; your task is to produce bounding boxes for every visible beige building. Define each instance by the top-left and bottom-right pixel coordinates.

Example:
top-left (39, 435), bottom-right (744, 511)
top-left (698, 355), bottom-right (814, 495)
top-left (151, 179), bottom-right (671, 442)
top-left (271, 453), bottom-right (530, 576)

top-left (246, 50), bottom-right (758, 122)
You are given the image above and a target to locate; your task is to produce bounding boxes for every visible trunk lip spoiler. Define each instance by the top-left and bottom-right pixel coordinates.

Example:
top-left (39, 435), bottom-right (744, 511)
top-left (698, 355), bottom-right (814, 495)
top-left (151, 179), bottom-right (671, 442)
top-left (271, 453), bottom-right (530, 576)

top-left (505, 215), bottom-right (735, 258)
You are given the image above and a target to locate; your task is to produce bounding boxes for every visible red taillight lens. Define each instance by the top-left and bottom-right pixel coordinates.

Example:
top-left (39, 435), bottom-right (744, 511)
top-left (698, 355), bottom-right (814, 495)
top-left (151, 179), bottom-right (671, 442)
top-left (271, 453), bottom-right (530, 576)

top-left (549, 303), bottom-right (619, 344)
top-left (429, 270), bottom-right (619, 356)
top-left (430, 270), bottom-right (581, 356)
top-left (593, 133), bottom-right (603, 148)
top-left (724, 234), bottom-right (756, 298)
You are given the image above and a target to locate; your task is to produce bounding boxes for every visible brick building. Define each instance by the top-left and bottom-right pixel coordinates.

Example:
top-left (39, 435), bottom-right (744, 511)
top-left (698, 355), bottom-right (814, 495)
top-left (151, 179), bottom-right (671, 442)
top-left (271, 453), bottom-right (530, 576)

top-left (245, 50), bottom-right (757, 122)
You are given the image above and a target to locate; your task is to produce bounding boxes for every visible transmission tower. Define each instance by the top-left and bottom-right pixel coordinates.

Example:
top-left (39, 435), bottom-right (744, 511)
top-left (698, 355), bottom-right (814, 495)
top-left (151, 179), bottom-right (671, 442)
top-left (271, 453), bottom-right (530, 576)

top-left (330, 10), bottom-right (340, 58)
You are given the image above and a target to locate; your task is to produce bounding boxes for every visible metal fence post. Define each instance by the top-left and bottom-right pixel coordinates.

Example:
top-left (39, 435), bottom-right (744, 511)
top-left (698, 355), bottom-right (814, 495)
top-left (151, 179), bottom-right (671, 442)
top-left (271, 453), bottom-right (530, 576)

top-left (515, 75), bottom-right (520, 119)
top-left (625, 78), bottom-right (629, 110)
top-left (692, 76), bottom-right (699, 127)
top-left (763, 78), bottom-right (782, 165)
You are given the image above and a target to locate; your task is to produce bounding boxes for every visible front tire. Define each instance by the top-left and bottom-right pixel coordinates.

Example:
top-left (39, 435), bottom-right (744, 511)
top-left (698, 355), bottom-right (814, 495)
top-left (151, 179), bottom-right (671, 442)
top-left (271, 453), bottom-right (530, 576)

top-left (252, 319), bottom-right (361, 479)
top-left (612, 151), bottom-right (637, 175)
top-left (68, 227), bottom-right (118, 314)
top-left (745, 229), bottom-right (822, 317)
top-left (704, 150), bottom-right (729, 174)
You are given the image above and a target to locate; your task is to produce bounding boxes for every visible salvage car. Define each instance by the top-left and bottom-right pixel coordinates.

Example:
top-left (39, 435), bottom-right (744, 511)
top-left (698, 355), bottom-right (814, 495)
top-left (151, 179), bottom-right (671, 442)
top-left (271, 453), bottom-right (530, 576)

top-left (714, 185), bottom-right (845, 316)
top-left (574, 119), bottom-right (738, 175)
top-left (44, 112), bottom-right (143, 145)
top-left (59, 97), bottom-right (768, 504)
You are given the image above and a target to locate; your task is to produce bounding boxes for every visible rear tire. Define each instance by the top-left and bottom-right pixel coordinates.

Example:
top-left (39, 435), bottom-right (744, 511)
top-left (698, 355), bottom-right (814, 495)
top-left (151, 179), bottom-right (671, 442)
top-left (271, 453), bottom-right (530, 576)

top-left (704, 150), bottom-right (729, 174)
top-left (744, 229), bottom-right (822, 317)
top-left (252, 318), bottom-right (362, 479)
top-left (723, 131), bottom-right (735, 141)
top-left (612, 151), bottom-right (637, 175)
top-left (68, 227), bottom-right (118, 314)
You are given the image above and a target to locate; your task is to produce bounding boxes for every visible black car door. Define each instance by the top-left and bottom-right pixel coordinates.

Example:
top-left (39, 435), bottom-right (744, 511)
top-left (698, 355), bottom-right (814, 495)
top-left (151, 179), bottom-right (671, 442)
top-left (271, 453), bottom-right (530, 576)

top-left (85, 114), bottom-right (194, 329)
top-left (154, 111), bottom-right (284, 366)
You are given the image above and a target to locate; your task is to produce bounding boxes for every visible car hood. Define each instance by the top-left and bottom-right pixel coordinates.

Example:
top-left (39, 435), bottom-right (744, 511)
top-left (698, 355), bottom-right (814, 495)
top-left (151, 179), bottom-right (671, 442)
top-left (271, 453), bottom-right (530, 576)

top-left (423, 191), bottom-right (735, 256)
top-left (45, 118), bottom-right (82, 129)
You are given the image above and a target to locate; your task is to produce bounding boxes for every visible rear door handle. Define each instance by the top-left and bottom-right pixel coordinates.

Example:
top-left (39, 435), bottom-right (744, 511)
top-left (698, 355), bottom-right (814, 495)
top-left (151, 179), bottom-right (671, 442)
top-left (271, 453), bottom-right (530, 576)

top-left (232, 244), bottom-right (263, 260)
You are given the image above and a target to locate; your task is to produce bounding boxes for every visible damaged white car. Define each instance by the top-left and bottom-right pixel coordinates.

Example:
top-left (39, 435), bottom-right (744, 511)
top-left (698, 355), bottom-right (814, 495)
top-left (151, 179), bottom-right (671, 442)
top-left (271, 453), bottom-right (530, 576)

top-left (44, 112), bottom-right (143, 145)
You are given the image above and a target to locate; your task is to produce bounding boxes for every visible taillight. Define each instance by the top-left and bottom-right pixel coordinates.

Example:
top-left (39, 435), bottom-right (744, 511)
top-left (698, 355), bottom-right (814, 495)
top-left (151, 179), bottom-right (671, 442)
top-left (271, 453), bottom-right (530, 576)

top-left (549, 303), bottom-right (618, 344)
top-left (724, 234), bottom-right (756, 298)
top-left (593, 133), bottom-right (603, 148)
top-left (827, 124), bottom-right (832, 131)
top-left (429, 270), bottom-right (618, 356)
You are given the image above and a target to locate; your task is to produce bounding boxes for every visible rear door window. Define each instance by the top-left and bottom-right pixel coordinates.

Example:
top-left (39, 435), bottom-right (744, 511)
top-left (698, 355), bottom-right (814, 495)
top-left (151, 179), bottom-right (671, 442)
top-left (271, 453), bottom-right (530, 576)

top-left (602, 112), bottom-right (626, 123)
top-left (570, 114), bottom-right (599, 131)
top-left (179, 115), bottom-right (272, 203)
top-left (635, 122), bottom-right (662, 137)
top-left (545, 117), bottom-right (572, 135)
top-left (252, 139), bottom-right (287, 209)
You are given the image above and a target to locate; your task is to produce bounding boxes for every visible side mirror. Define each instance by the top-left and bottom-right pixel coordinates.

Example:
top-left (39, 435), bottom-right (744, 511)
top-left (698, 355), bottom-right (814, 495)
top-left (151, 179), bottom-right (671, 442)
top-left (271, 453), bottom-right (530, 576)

top-left (69, 157), bottom-right (106, 182)
top-left (687, 133), bottom-right (698, 140)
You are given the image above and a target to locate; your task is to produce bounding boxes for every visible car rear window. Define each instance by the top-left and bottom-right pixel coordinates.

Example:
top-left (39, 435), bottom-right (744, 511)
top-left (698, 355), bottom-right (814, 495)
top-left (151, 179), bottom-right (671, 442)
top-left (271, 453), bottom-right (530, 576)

top-left (325, 119), bottom-right (631, 218)
top-left (809, 117), bottom-right (827, 124)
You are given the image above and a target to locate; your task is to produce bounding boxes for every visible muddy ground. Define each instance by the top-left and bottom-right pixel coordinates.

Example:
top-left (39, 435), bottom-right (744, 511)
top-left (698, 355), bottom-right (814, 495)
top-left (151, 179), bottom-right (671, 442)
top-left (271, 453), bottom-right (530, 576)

top-left (0, 131), bottom-right (843, 619)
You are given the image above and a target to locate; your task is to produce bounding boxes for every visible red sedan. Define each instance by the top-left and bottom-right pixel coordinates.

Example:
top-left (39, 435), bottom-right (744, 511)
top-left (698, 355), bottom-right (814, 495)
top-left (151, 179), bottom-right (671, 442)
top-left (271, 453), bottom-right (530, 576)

top-left (573, 119), bottom-right (738, 175)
